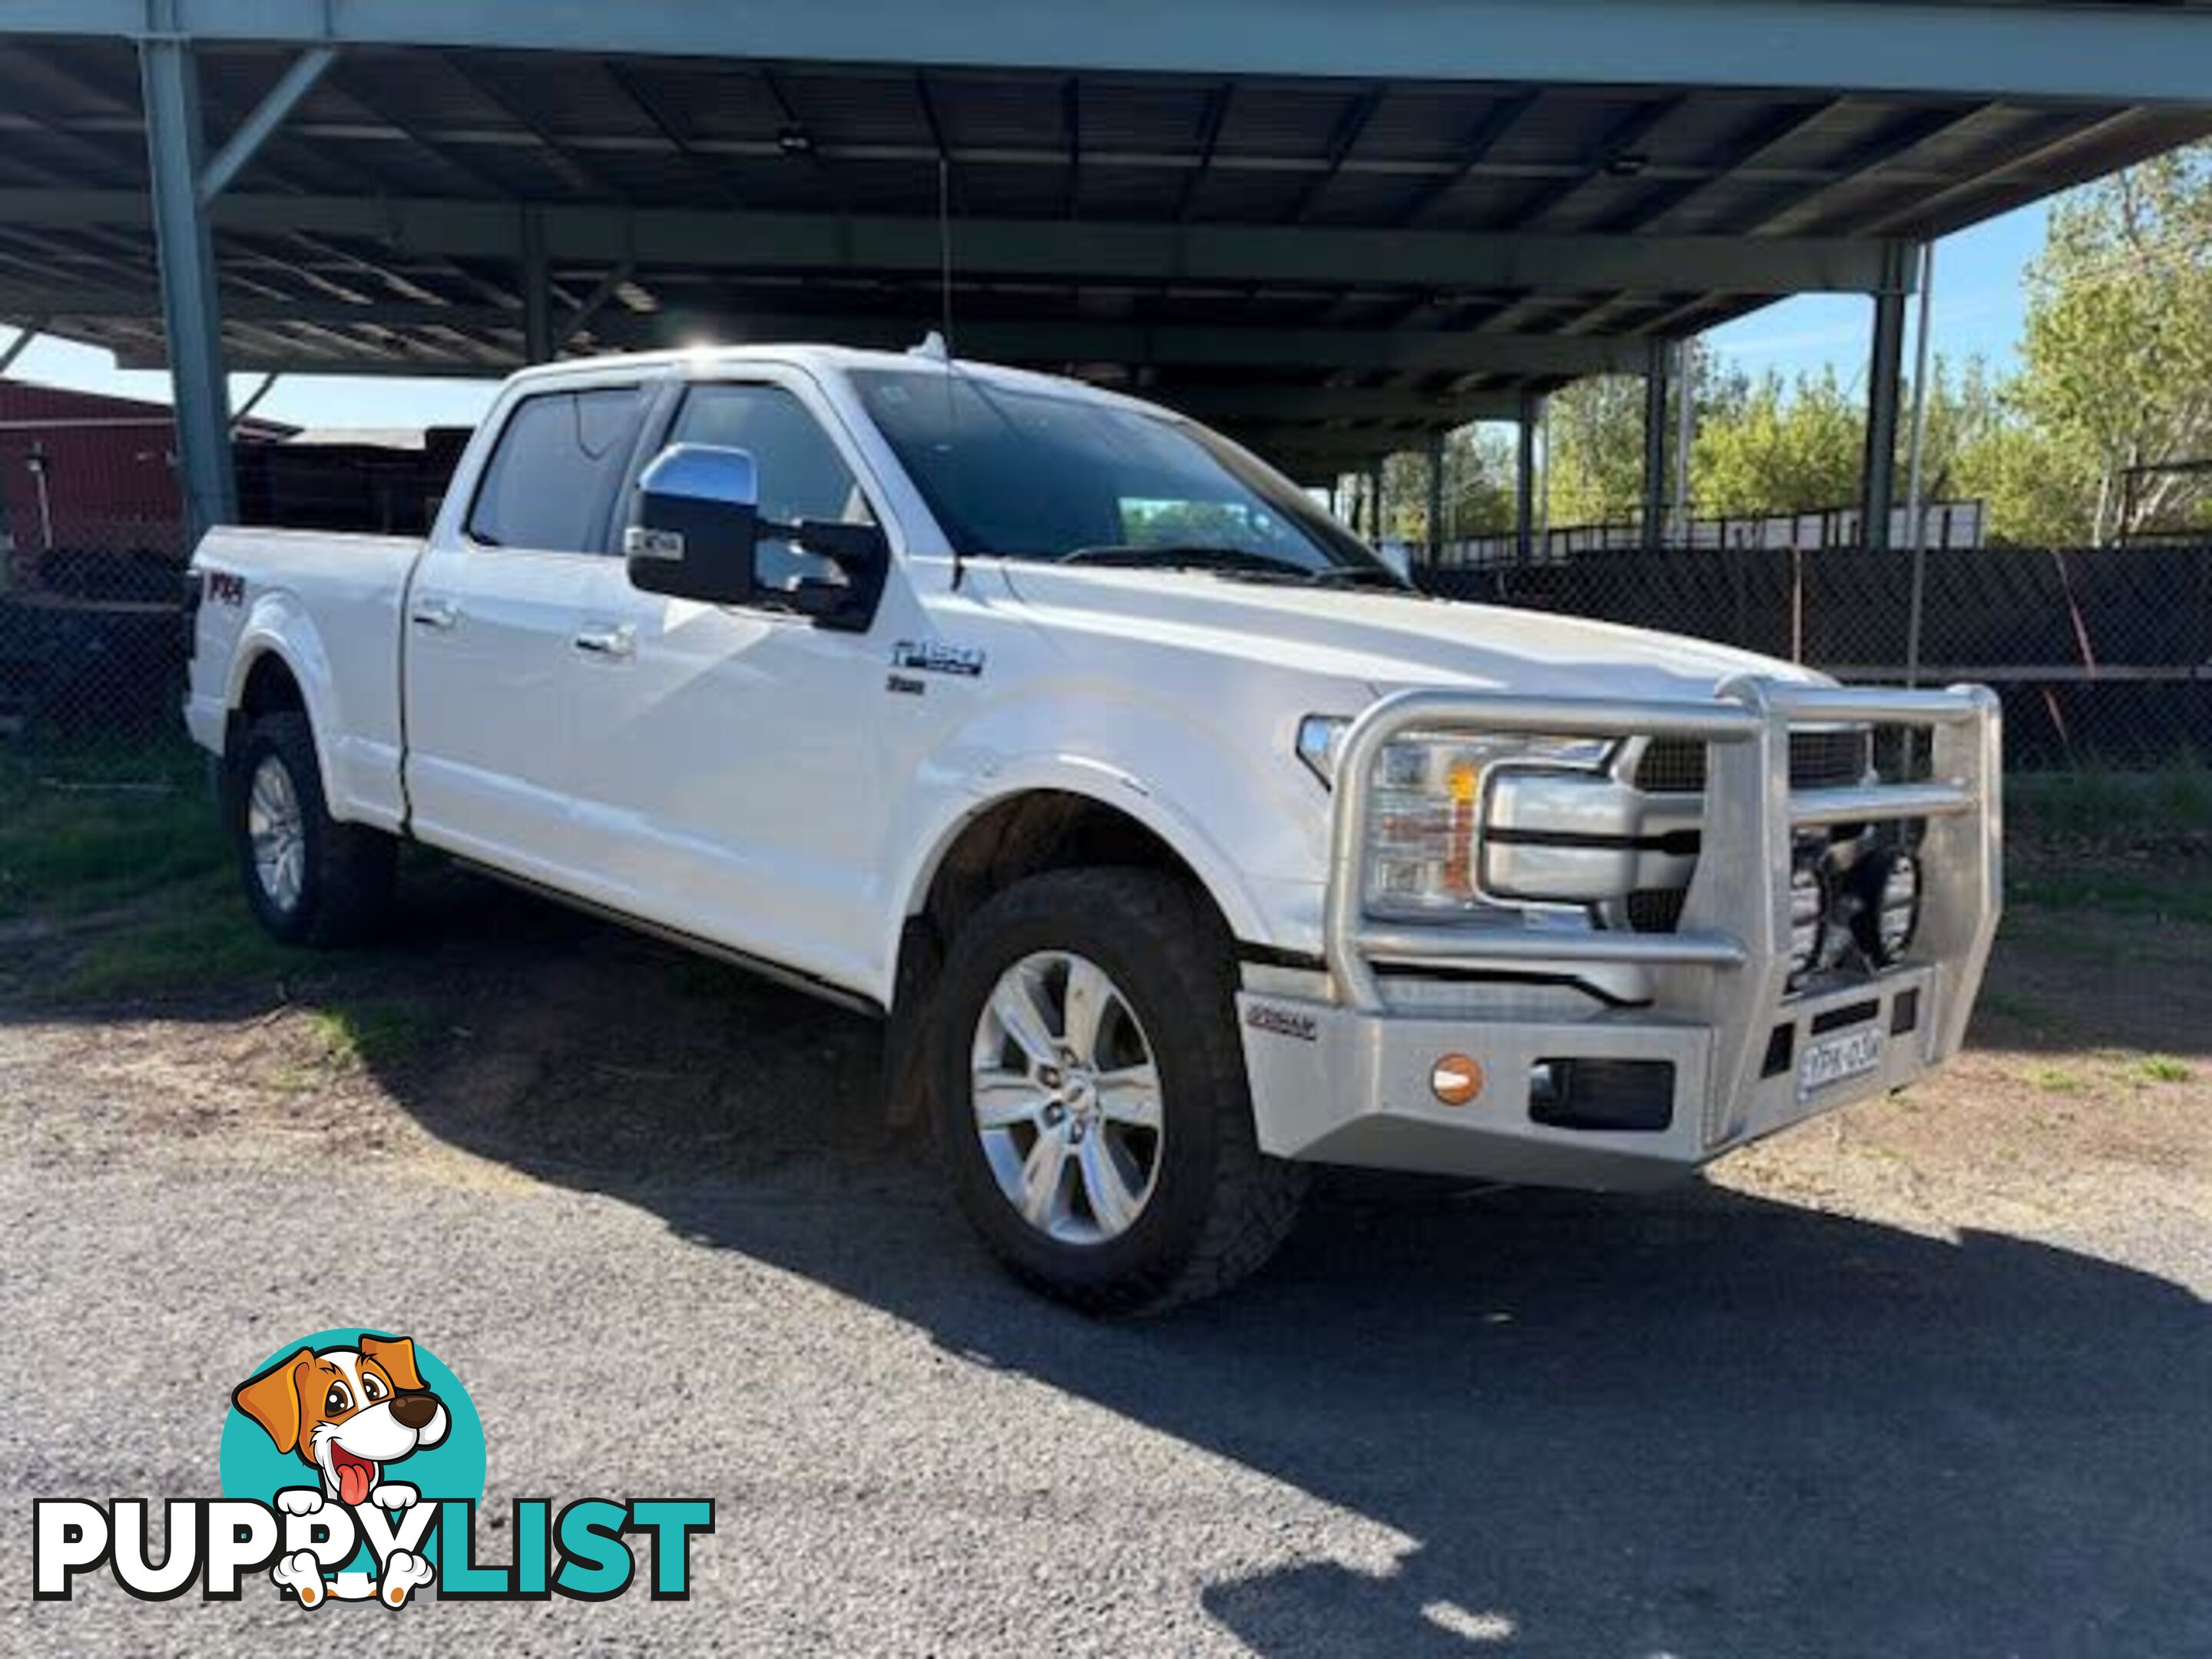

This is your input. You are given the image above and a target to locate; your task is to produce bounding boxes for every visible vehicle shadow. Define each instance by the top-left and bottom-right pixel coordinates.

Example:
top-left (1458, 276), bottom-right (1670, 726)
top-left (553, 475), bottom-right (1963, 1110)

top-left (346, 880), bottom-right (2210, 1657)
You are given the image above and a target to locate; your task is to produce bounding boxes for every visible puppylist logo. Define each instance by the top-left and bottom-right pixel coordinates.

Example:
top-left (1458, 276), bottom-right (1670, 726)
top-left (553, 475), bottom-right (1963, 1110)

top-left (34, 1328), bottom-right (712, 1609)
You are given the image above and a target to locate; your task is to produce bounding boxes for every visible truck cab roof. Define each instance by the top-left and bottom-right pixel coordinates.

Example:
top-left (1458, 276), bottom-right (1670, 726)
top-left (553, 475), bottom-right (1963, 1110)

top-left (503, 340), bottom-right (1169, 421)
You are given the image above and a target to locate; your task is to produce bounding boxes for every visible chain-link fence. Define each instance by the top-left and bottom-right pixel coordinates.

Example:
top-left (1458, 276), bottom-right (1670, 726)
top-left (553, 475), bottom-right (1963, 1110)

top-left (2, 431), bottom-right (464, 770)
top-left (1422, 542), bottom-right (2212, 771)
top-left (6, 506), bottom-right (2206, 777)
top-left (2, 514), bottom-right (191, 757)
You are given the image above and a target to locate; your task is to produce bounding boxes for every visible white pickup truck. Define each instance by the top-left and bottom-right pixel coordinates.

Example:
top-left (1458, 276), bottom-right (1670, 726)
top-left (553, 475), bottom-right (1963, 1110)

top-left (187, 343), bottom-right (2002, 1310)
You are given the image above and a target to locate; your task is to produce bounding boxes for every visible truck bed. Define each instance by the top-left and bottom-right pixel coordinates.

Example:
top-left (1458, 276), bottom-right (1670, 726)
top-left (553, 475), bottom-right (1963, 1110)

top-left (186, 525), bottom-right (425, 833)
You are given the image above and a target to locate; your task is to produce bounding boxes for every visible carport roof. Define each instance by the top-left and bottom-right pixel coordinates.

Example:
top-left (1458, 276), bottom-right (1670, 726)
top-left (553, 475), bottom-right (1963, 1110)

top-left (1, 3), bottom-right (2209, 475)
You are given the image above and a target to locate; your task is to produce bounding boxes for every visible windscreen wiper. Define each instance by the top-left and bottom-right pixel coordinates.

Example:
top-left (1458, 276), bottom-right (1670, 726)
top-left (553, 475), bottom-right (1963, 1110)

top-left (1210, 563), bottom-right (1412, 592)
top-left (1058, 543), bottom-right (1307, 575)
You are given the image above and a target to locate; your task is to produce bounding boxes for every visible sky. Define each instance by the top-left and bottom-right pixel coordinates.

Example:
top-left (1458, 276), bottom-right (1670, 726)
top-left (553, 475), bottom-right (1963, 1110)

top-left (0, 200), bottom-right (2052, 431)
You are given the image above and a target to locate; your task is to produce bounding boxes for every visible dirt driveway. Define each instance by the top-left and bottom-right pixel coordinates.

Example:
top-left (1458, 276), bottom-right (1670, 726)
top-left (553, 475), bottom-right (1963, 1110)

top-left (3, 856), bottom-right (2208, 1655)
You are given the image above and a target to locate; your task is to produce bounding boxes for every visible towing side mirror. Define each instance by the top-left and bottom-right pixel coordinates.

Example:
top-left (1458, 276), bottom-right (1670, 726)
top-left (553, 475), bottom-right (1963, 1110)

top-left (624, 443), bottom-right (759, 605)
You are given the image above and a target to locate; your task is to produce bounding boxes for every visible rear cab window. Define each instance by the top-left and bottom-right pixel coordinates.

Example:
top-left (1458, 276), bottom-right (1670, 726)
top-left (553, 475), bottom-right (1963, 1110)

top-left (465, 386), bottom-right (648, 554)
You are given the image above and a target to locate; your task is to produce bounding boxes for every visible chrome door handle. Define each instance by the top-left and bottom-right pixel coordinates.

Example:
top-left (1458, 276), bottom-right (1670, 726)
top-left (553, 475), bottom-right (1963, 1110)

top-left (572, 623), bottom-right (636, 660)
top-left (410, 599), bottom-right (458, 631)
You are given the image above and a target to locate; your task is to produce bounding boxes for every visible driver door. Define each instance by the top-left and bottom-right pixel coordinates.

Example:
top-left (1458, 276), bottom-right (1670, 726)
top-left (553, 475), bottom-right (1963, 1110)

top-left (564, 371), bottom-right (900, 991)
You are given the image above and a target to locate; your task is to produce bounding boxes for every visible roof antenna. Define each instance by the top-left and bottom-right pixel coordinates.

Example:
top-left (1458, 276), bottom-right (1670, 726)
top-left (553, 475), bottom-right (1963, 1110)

top-left (933, 153), bottom-right (968, 591)
top-left (936, 151), bottom-right (956, 359)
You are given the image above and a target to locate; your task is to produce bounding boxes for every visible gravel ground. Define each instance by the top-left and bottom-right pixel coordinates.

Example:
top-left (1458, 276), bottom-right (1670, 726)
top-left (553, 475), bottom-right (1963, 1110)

top-left (2, 878), bottom-right (2207, 1657)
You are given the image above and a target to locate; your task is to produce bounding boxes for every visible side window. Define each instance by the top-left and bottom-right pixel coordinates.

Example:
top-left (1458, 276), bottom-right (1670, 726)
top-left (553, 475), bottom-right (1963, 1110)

top-left (467, 386), bottom-right (645, 552)
top-left (663, 383), bottom-right (875, 593)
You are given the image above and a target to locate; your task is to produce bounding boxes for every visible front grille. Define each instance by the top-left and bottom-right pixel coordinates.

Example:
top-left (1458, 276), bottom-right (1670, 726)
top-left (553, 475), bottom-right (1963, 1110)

top-left (1623, 726), bottom-right (1872, 935)
top-left (1634, 728), bottom-right (1872, 795)
top-left (1627, 888), bottom-right (1688, 933)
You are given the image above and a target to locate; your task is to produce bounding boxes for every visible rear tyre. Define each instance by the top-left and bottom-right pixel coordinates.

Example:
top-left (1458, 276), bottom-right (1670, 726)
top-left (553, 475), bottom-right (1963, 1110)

top-left (931, 867), bottom-right (1307, 1313)
top-left (224, 710), bottom-right (396, 947)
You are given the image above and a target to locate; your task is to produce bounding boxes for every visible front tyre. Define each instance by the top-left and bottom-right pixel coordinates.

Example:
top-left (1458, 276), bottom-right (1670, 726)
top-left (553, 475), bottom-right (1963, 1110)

top-left (224, 710), bottom-right (396, 947)
top-left (931, 868), bottom-right (1306, 1313)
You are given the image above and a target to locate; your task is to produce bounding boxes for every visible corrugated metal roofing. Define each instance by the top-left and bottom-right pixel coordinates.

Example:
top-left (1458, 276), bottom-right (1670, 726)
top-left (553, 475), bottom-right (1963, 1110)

top-left (0, 28), bottom-right (2207, 471)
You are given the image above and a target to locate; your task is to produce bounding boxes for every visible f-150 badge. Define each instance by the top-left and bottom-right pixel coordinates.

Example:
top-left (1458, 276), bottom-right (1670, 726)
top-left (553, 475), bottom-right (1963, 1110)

top-left (892, 640), bottom-right (985, 678)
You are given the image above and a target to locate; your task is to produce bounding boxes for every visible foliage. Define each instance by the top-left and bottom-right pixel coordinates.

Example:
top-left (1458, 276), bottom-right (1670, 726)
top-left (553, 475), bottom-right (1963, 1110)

top-left (1545, 374), bottom-right (1651, 527)
top-left (1690, 366), bottom-right (1866, 518)
top-left (1372, 426), bottom-right (1517, 545)
top-left (1998, 144), bottom-right (2212, 544)
top-left (1359, 140), bottom-right (2212, 548)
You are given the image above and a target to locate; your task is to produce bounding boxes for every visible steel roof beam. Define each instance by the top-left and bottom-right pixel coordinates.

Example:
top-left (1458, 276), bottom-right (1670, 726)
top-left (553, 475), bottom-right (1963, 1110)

top-left (13, 1), bottom-right (2212, 104)
top-left (1753, 103), bottom-right (1998, 236)
top-left (1606, 97), bottom-right (1842, 234)
top-left (1177, 83), bottom-right (1233, 222)
top-left (1505, 94), bottom-right (1689, 231)
top-left (199, 45), bottom-right (336, 200)
top-left (0, 110), bottom-right (1994, 190)
top-left (0, 321), bottom-right (45, 376)
top-left (442, 52), bottom-right (624, 200)
top-left (1150, 385), bottom-right (1522, 423)
top-left (1859, 104), bottom-right (2190, 233)
top-left (601, 58), bottom-right (745, 209)
top-left (0, 190), bottom-right (1912, 293)
top-left (1223, 419), bottom-right (1456, 447)
top-left (1287, 84), bottom-right (1387, 224)
top-left (1396, 90), bottom-right (1541, 227)
top-left (8, 290), bottom-right (1661, 374)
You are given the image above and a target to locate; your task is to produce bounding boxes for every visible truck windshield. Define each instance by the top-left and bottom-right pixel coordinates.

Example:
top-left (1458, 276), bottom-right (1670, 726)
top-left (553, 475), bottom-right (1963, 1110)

top-left (849, 369), bottom-right (1405, 585)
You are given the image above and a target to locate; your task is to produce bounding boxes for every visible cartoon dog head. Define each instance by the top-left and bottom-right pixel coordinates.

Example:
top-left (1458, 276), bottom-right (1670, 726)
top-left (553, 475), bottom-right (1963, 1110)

top-left (233, 1335), bottom-right (450, 1507)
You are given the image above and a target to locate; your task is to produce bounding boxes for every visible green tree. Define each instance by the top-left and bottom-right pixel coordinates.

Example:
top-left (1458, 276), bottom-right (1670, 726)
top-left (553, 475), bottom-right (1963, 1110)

top-left (1545, 375), bottom-right (1649, 527)
top-left (1372, 425), bottom-right (1518, 546)
top-left (1992, 142), bottom-right (2212, 544)
top-left (1691, 367), bottom-right (1865, 518)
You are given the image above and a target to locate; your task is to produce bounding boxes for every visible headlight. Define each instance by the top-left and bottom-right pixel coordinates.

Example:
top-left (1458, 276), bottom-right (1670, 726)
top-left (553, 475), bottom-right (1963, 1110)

top-left (1298, 716), bottom-right (1611, 918)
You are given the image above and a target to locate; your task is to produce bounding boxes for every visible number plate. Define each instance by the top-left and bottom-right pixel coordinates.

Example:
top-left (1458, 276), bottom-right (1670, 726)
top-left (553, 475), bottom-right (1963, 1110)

top-left (1797, 1025), bottom-right (1884, 1101)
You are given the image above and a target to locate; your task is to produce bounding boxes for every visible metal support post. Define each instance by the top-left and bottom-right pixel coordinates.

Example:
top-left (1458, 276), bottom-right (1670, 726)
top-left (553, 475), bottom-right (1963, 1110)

top-left (140, 18), bottom-right (236, 540)
top-left (1426, 429), bottom-right (1445, 571)
top-left (1860, 246), bottom-right (1915, 552)
top-left (1903, 241), bottom-right (1938, 684)
top-left (1642, 337), bottom-right (1671, 551)
top-left (1515, 391), bottom-right (1541, 563)
top-left (1673, 336), bottom-right (1695, 539)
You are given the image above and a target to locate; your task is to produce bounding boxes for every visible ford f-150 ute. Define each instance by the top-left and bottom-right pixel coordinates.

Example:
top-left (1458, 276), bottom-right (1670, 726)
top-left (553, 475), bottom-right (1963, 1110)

top-left (186, 343), bottom-right (2002, 1310)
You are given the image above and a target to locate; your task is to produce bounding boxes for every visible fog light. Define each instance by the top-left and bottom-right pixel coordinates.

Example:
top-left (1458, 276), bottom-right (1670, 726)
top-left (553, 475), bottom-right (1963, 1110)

top-left (1788, 861), bottom-right (1829, 982)
top-left (1863, 850), bottom-right (1922, 965)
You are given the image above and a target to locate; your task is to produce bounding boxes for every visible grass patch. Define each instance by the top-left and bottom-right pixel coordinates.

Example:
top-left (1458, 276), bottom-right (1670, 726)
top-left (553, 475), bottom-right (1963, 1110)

top-left (0, 747), bottom-right (226, 922)
top-left (303, 999), bottom-right (449, 1071)
top-left (2026, 1065), bottom-right (2089, 1097)
top-left (2008, 869), bottom-right (2212, 926)
top-left (2139, 1054), bottom-right (2194, 1084)
top-left (2009, 762), bottom-right (2212, 850)
top-left (44, 867), bottom-right (304, 1002)
top-left (2, 739), bottom-right (321, 1002)
top-left (1973, 990), bottom-right (2065, 1034)
top-left (2005, 766), bottom-right (2212, 925)
top-left (1994, 907), bottom-right (2129, 965)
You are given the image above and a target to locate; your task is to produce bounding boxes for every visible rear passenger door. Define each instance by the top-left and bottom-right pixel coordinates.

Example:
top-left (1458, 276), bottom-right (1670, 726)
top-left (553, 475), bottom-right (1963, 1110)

top-left (403, 378), bottom-right (653, 882)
